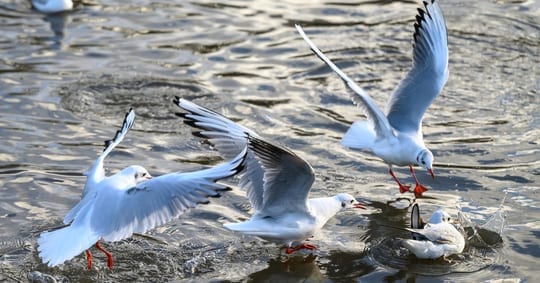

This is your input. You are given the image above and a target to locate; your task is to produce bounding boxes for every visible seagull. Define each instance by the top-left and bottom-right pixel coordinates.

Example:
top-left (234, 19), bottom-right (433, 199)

top-left (37, 108), bottom-right (247, 270)
top-left (32, 0), bottom-right (73, 14)
top-left (174, 97), bottom-right (364, 254)
top-left (295, 0), bottom-right (448, 197)
top-left (401, 205), bottom-right (465, 259)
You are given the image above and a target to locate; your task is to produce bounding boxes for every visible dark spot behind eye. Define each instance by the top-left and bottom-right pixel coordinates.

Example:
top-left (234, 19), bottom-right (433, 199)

top-left (341, 203), bottom-right (346, 208)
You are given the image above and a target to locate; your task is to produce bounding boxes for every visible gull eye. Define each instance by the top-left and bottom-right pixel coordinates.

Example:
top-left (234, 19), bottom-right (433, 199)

top-left (349, 200), bottom-right (354, 204)
top-left (142, 172), bottom-right (147, 177)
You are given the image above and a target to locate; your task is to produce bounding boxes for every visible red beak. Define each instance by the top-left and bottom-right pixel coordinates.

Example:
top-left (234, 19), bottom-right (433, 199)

top-left (428, 169), bottom-right (435, 180)
top-left (354, 203), bottom-right (365, 209)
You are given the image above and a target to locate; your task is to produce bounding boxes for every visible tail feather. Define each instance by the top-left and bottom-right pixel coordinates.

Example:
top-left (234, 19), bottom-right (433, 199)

top-left (38, 224), bottom-right (99, 267)
top-left (341, 121), bottom-right (376, 149)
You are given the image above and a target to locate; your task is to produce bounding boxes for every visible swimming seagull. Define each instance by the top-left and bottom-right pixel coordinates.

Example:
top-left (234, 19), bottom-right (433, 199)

top-left (37, 109), bottom-right (247, 270)
top-left (401, 205), bottom-right (465, 259)
top-left (174, 97), bottom-right (364, 254)
top-left (295, 0), bottom-right (448, 197)
top-left (32, 0), bottom-right (73, 13)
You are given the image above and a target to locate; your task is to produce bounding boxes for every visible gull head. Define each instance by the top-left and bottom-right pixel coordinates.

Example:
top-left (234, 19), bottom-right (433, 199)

top-left (335, 193), bottom-right (364, 209)
top-left (417, 149), bottom-right (435, 179)
top-left (120, 165), bottom-right (153, 185)
top-left (428, 209), bottom-right (452, 224)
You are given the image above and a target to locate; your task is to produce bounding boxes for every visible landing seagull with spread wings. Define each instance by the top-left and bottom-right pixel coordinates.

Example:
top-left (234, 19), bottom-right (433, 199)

top-left (296, 0), bottom-right (448, 197)
top-left (174, 98), bottom-right (364, 254)
top-left (38, 109), bottom-right (246, 270)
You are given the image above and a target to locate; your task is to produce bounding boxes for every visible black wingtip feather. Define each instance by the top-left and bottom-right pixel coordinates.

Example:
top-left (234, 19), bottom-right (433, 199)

top-left (102, 108), bottom-right (134, 152)
top-left (172, 96), bottom-right (181, 105)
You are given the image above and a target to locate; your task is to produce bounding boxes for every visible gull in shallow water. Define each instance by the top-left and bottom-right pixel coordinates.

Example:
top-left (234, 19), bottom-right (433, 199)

top-left (174, 97), bottom-right (364, 254)
top-left (38, 109), bottom-right (246, 270)
top-left (32, 0), bottom-right (73, 13)
top-left (296, 0), bottom-right (448, 197)
top-left (401, 204), bottom-right (465, 259)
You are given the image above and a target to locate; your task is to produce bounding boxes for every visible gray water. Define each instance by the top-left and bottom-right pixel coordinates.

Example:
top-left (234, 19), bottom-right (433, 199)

top-left (0, 0), bottom-right (538, 281)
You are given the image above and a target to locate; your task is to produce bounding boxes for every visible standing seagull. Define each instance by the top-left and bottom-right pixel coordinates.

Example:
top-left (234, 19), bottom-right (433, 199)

top-left (296, 0), bottom-right (448, 197)
top-left (401, 206), bottom-right (465, 259)
top-left (38, 109), bottom-right (247, 270)
top-left (174, 98), bottom-right (364, 254)
top-left (32, 0), bottom-right (73, 13)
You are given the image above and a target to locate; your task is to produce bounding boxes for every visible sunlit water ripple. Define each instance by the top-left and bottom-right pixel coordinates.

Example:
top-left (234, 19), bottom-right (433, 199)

top-left (0, 0), bottom-right (538, 281)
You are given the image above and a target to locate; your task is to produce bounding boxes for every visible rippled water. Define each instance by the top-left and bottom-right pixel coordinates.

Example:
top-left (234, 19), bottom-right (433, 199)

top-left (0, 0), bottom-right (538, 281)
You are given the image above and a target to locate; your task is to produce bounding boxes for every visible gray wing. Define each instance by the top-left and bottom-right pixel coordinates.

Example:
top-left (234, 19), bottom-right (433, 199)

top-left (385, 0), bottom-right (448, 133)
top-left (95, 147), bottom-right (247, 242)
top-left (247, 135), bottom-right (315, 217)
top-left (174, 97), bottom-right (266, 212)
top-left (405, 222), bottom-right (458, 244)
top-left (296, 24), bottom-right (395, 140)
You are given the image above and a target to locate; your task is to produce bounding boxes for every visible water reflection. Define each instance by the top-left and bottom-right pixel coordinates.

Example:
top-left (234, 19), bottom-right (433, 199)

top-left (245, 255), bottom-right (326, 283)
top-left (43, 12), bottom-right (71, 48)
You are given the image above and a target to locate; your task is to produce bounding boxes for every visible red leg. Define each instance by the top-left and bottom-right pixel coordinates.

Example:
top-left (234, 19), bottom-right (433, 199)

top-left (95, 241), bottom-right (114, 270)
top-left (285, 246), bottom-right (298, 254)
top-left (85, 250), bottom-right (93, 270)
top-left (285, 243), bottom-right (317, 254)
top-left (298, 243), bottom-right (317, 251)
top-left (409, 166), bottom-right (428, 197)
top-left (389, 168), bottom-right (411, 193)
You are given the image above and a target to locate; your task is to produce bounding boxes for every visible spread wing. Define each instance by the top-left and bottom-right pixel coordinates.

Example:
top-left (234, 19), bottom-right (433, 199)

top-left (247, 135), bottom-right (315, 217)
top-left (83, 109), bottom-right (135, 195)
top-left (174, 97), bottom-right (267, 212)
top-left (385, 0), bottom-right (448, 133)
top-left (296, 24), bottom-right (395, 140)
top-left (93, 147), bottom-right (247, 241)
top-left (65, 109), bottom-right (135, 225)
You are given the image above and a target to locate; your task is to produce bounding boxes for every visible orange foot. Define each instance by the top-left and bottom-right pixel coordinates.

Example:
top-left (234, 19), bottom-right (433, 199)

top-left (399, 184), bottom-right (412, 194)
top-left (413, 183), bottom-right (428, 198)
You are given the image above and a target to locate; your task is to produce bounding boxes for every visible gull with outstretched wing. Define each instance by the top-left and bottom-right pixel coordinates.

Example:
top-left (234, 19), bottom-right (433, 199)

top-left (175, 98), bottom-right (364, 254)
top-left (296, 0), bottom-right (448, 197)
top-left (38, 108), bottom-right (246, 270)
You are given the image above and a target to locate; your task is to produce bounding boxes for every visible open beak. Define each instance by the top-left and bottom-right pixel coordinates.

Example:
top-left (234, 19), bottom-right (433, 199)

top-left (428, 169), bottom-right (435, 180)
top-left (354, 202), bottom-right (366, 209)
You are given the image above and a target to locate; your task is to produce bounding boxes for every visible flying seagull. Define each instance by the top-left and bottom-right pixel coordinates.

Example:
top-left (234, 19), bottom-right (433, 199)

top-left (38, 108), bottom-right (246, 269)
top-left (174, 97), bottom-right (364, 254)
top-left (296, 0), bottom-right (448, 197)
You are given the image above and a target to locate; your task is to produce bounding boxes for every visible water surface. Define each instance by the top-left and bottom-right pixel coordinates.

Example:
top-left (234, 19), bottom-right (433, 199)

top-left (0, 0), bottom-right (538, 281)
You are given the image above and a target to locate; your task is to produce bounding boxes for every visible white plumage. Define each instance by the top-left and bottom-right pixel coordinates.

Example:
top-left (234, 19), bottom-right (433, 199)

top-left (401, 205), bottom-right (465, 259)
top-left (32, 0), bottom-right (73, 13)
top-left (296, 0), bottom-right (448, 197)
top-left (38, 109), bottom-right (246, 269)
top-left (175, 98), bottom-right (363, 253)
